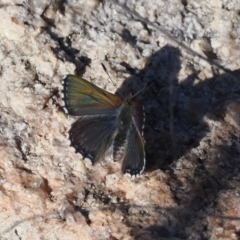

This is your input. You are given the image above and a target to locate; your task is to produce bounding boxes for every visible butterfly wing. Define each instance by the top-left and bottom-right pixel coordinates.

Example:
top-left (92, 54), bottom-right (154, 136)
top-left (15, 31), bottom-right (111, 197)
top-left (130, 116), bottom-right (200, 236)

top-left (69, 115), bottom-right (118, 163)
top-left (62, 75), bottom-right (122, 116)
top-left (121, 121), bottom-right (145, 175)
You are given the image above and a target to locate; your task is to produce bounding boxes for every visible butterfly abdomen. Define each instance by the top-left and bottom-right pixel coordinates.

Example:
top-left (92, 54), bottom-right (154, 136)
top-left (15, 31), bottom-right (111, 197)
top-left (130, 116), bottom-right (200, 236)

top-left (112, 101), bottom-right (132, 161)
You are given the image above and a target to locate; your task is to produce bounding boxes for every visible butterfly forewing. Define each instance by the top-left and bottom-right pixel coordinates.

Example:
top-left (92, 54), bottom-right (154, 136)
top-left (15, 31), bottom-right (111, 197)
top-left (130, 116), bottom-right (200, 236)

top-left (62, 75), bottom-right (122, 115)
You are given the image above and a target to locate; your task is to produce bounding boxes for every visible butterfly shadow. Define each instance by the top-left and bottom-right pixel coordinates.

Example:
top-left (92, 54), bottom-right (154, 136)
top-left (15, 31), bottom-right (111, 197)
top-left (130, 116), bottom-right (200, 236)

top-left (116, 45), bottom-right (240, 171)
top-left (116, 45), bottom-right (185, 172)
top-left (116, 44), bottom-right (240, 237)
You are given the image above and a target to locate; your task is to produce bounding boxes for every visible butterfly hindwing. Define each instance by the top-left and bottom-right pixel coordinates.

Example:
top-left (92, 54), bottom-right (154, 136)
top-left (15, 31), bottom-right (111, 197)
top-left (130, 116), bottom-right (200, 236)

top-left (113, 100), bottom-right (145, 175)
top-left (62, 75), bottom-right (122, 116)
top-left (121, 121), bottom-right (145, 175)
top-left (69, 115), bottom-right (118, 163)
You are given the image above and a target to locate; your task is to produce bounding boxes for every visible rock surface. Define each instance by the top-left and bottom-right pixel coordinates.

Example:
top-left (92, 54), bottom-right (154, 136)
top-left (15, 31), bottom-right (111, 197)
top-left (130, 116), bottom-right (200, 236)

top-left (1, 0), bottom-right (240, 239)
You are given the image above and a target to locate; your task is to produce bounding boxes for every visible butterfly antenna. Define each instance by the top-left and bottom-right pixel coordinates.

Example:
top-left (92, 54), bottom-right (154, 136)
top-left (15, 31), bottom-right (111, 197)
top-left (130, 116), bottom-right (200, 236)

top-left (130, 82), bottom-right (152, 100)
top-left (101, 63), bottom-right (125, 98)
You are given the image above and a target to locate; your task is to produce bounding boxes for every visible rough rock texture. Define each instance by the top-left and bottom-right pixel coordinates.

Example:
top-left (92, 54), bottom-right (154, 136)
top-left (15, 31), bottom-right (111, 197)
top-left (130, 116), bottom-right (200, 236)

top-left (1, 0), bottom-right (240, 239)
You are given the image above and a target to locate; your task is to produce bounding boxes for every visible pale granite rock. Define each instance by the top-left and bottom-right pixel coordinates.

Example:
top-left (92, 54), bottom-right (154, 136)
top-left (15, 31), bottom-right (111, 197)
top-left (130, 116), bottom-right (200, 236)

top-left (0, 0), bottom-right (240, 239)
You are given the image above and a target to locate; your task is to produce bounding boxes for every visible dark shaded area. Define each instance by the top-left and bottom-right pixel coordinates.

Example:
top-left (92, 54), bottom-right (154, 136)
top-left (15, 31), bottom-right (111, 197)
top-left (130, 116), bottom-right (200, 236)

top-left (116, 46), bottom-right (183, 170)
top-left (14, 229), bottom-right (22, 240)
top-left (50, 35), bottom-right (91, 76)
top-left (40, 10), bottom-right (91, 76)
top-left (121, 28), bottom-right (138, 46)
top-left (181, 0), bottom-right (188, 7)
top-left (114, 43), bottom-right (240, 238)
top-left (14, 136), bottom-right (28, 162)
top-left (52, 0), bottom-right (67, 15)
top-left (41, 177), bottom-right (54, 198)
top-left (116, 45), bottom-right (240, 173)
top-left (74, 206), bottom-right (91, 225)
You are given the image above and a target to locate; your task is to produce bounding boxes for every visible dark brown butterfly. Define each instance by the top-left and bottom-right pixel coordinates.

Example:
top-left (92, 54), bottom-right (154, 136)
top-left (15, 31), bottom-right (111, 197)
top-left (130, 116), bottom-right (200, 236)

top-left (62, 75), bottom-right (145, 176)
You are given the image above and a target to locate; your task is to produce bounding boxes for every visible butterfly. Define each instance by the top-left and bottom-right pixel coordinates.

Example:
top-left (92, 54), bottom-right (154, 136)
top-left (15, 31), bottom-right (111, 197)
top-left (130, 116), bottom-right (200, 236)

top-left (62, 74), bottom-right (145, 176)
